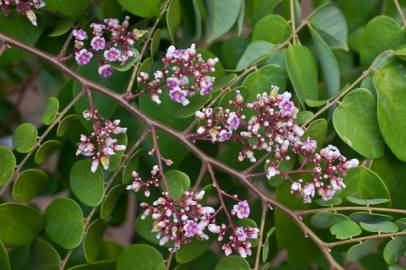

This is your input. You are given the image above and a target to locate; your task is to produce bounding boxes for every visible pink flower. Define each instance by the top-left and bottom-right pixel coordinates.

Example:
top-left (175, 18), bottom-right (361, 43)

top-left (73, 29), bottom-right (87, 40)
top-left (75, 49), bottom-right (93, 65)
top-left (227, 112), bottom-right (240, 130)
top-left (169, 87), bottom-right (189, 106)
top-left (231, 201), bottom-right (250, 219)
top-left (91, 36), bottom-right (106, 51)
top-left (103, 47), bottom-right (121, 62)
top-left (98, 64), bottom-right (112, 78)
top-left (279, 97), bottom-right (295, 117)
top-left (183, 220), bottom-right (199, 238)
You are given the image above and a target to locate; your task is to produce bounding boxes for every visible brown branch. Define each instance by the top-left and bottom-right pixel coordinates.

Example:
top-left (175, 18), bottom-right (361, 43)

top-left (327, 231), bottom-right (406, 248)
top-left (254, 204), bottom-right (268, 270)
top-left (297, 206), bottom-right (406, 216)
top-left (0, 32), bottom-right (369, 270)
top-left (150, 126), bottom-right (169, 192)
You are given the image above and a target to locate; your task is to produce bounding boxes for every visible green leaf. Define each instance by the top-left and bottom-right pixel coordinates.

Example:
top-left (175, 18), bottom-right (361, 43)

top-left (122, 151), bottom-right (140, 185)
top-left (241, 64), bottom-right (286, 102)
top-left (303, 118), bottom-right (328, 148)
top-left (12, 123), bottom-right (37, 153)
top-left (346, 196), bottom-right (390, 206)
top-left (0, 146), bottom-right (16, 187)
top-left (35, 140), bottom-right (61, 164)
top-left (374, 60), bottom-right (406, 161)
top-left (394, 47), bottom-right (406, 61)
top-left (284, 44), bottom-right (319, 108)
top-left (30, 238), bottom-right (61, 270)
top-left (305, 99), bottom-right (327, 107)
top-left (0, 203), bottom-right (43, 247)
top-left (150, 29), bottom-right (161, 59)
top-left (117, 244), bottom-right (165, 270)
top-left (67, 260), bottom-right (116, 270)
top-left (163, 170), bottom-right (190, 200)
top-left (349, 212), bottom-right (393, 224)
top-left (0, 240), bottom-right (11, 270)
top-left (108, 133), bottom-right (128, 172)
top-left (332, 88), bottom-right (384, 159)
top-left (44, 0), bottom-right (92, 18)
top-left (215, 256), bottom-right (250, 270)
top-left (337, 0), bottom-right (380, 31)
top-left (347, 240), bottom-right (378, 262)
top-left (12, 169), bottom-right (48, 202)
top-left (383, 236), bottom-right (406, 265)
top-left (330, 220), bottom-right (362, 240)
top-left (100, 184), bottom-right (124, 220)
top-left (262, 227), bottom-right (275, 263)
top-left (310, 212), bottom-right (349, 229)
top-left (395, 218), bottom-right (406, 230)
top-left (48, 18), bottom-right (76, 37)
top-left (309, 3), bottom-right (348, 50)
top-left (252, 15), bottom-right (291, 44)
top-left (315, 195), bottom-right (342, 207)
top-left (45, 198), bottom-right (84, 250)
top-left (167, 0), bottom-right (181, 43)
top-left (341, 167), bottom-right (391, 205)
top-left (360, 16), bottom-right (404, 65)
top-left (84, 220), bottom-right (106, 263)
top-left (42, 97), bottom-right (59, 125)
top-left (176, 238), bottom-right (210, 264)
top-left (360, 221), bottom-right (399, 233)
top-left (295, 111), bottom-right (314, 125)
top-left (206, 0), bottom-right (242, 42)
top-left (56, 114), bottom-right (84, 141)
top-left (70, 160), bottom-right (105, 207)
top-left (118, 0), bottom-right (159, 17)
top-left (309, 25), bottom-right (340, 99)
top-left (133, 216), bottom-right (160, 245)
top-left (236, 41), bottom-right (274, 71)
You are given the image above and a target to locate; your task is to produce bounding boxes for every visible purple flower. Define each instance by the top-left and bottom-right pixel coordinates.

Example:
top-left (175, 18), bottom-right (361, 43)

top-left (167, 77), bottom-right (179, 89)
top-left (73, 29), bottom-right (87, 40)
top-left (75, 49), bottom-right (93, 65)
top-left (199, 76), bottom-right (214, 95)
top-left (103, 47), bottom-right (121, 62)
top-left (91, 36), bottom-right (106, 51)
top-left (232, 201), bottom-right (250, 219)
top-left (235, 227), bottom-right (247, 241)
top-left (169, 87), bottom-right (189, 106)
top-left (279, 97), bottom-right (295, 117)
top-left (98, 64), bottom-right (113, 78)
top-left (227, 112), bottom-right (240, 130)
top-left (218, 130), bottom-right (232, 142)
top-left (183, 220), bottom-right (199, 238)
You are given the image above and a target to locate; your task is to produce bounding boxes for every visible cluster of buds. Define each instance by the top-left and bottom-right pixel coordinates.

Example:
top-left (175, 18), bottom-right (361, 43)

top-left (76, 110), bottom-right (127, 172)
top-left (208, 200), bottom-right (259, 257)
top-left (194, 86), bottom-right (359, 203)
top-left (290, 143), bottom-right (359, 203)
top-left (72, 16), bottom-right (146, 77)
top-left (137, 190), bottom-right (214, 252)
top-left (126, 165), bottom-right (160, 197)
top-left (0, 0), bottom-right (45, 25)
top-left (137, 44), bottom-right (218, 106)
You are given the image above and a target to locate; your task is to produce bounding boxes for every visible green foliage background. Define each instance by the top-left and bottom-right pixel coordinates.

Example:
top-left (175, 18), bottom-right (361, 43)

top-left (0, 0), bottom-right (406, 269)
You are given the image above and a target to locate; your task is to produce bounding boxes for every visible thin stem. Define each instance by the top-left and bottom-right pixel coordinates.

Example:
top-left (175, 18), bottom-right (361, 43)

top-left (290, 0), bottom-right (297, 44)
top-left (327, 231), bottom-right (406, 248)
top-left (254, 204), bottom-right (267, 270)
top-left (58, 30), bottom-right (74, 58)
top-left (166, 252), bottom-right (173, 270)
top-left (394, 0), bottom-right (406, 29)
top-left (207, 164), bottom-right (234, 226)
top-left (297, 206), bottom-right (406, 216)
top-left (125, 0), bottom-right (171, 94)
top-left (192, 163), bottom-right (207, 192)
top-left (150, 126), bottom-right (169, 192)
top-left (0, 90), bottom-right (85, 197)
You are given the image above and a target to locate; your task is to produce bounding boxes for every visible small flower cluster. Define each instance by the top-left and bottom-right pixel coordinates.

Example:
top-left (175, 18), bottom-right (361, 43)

top-left (0, 0), bottom-right (45, 25)
top-left (126, 170), bottom-right (258, 257)
top-left (72, 16), bottom-right (146, 77)
top-left (139, 190), bottom-right (214, 252)
top-left (76, 110), bottom-right (127, 172)
top-left (137, 44), bottom-right (218, 106)
top-left (290, 144), bottom-right (359, 203)
top-left (194, 86), bottom-right (359, 203)
top-left (208, 200), bottom-right (259, 257)
top-left (126, 165), bottom-right (160, 197)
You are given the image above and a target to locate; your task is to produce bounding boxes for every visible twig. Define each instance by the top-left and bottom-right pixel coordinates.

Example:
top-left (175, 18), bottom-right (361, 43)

top-left (192, 163), bottom-right (207, 192)
top-left (394, 0), bottom-right (406, 29)
top-left (297, 206), bottom-right (406, 216)
top-left (254, 204), bottom-right (268, 270)
top-left (125, 0), bottom-right (171, 94)
top-left (327, 231), bottom-right (406, 248)
top-left (290, 0), bottom-right (297, 44)
top-left (150, 126), bottom-right (169, 192)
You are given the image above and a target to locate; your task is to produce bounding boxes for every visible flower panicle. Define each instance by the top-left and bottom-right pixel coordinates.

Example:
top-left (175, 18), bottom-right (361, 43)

top-left (0, 0), bottom-right (45, 25)
top-left (76, 110), bottom-right (127, 173)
